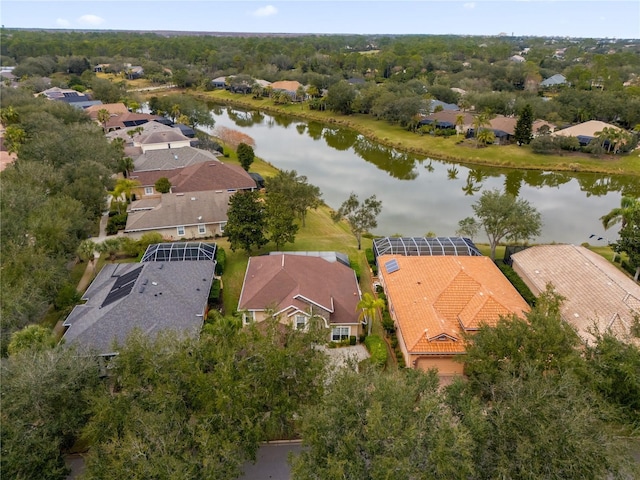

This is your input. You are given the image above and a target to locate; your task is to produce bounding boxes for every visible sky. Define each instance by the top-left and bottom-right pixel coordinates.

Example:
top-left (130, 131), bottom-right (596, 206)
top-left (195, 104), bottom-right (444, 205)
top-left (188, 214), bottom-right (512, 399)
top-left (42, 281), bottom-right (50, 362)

top-left (1, 1), bottom-right (639, 39)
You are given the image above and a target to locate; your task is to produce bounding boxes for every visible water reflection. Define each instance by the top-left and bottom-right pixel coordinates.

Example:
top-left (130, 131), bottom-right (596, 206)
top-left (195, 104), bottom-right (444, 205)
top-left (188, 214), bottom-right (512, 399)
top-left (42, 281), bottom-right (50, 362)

top-left (206, 105), bottom-right (639, 243)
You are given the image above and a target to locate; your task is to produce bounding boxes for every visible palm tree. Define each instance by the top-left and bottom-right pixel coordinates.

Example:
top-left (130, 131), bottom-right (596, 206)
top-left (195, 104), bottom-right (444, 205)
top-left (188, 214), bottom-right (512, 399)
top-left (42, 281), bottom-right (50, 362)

top-left (476, 128), bottom-right (496, 146)
top-left (357, 292), bottom-right (385, 336)
top-left (472, 112), bottom-right (492, 148)
top-left (455, 114), bottom-right (465, 138)
top-left (97, 108), bottom-right (111, 132)
top-left (111, 178), bottom-right (141, 203)
top-left (600, 196), bottom-right (640, 230)
top-left (118, 156), bottom-right (135, 178)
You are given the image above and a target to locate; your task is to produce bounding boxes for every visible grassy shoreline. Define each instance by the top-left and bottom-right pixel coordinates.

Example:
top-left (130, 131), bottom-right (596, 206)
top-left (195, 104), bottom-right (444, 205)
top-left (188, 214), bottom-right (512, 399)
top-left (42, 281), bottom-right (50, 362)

top-left (190, 89), bottom-right (640, 177)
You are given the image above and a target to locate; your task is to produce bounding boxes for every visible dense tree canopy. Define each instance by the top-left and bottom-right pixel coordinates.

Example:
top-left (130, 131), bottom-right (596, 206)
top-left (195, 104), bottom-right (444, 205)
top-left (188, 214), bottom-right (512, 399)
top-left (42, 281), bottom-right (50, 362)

top-left (225, 190), bottom-right (267, 253)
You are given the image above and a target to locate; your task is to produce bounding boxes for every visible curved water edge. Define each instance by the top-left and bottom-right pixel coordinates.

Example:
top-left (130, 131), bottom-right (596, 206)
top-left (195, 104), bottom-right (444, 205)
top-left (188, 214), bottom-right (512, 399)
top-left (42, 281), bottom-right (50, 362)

top-left (201, 104), bottom-right (638, 245)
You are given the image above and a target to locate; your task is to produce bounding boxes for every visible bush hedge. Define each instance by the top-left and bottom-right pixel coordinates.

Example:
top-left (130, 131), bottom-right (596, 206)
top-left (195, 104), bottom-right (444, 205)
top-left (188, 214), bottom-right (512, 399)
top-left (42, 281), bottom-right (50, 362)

top-left (364, 335), bottom-right (387, 367)
top-left (496, 261), bottom-right (537, 306)
top-left (215, 248), bottom-right (226, 276)
top-left (350, 258), bottom-right (361, 282)
top-left (365, 248), bottom-right (378, 275)
top-left (209, 278), bottom-right (221, 304)
top-left (106, 213), bottom-right (127, 235)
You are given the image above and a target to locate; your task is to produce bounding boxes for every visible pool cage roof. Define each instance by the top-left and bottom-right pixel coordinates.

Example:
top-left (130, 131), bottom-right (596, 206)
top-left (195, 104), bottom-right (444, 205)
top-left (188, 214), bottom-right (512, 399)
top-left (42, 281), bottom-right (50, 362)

top-left (141, 242), bottom-right (217, 262)
top-left (373, 237), bottom-right (482, 258)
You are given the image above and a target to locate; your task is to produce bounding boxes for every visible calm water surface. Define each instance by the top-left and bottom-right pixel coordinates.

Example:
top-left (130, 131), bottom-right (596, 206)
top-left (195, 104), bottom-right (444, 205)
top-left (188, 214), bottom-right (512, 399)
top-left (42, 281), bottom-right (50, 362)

top-left (203, 106), bottom-right (639, 245)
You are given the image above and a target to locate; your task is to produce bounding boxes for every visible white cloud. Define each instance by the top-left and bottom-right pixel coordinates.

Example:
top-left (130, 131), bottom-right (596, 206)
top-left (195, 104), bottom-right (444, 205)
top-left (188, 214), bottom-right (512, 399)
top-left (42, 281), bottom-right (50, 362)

top-left (77, 14), bottom-right (105, 27)
top-left (252, 5), bottom-right (278, 17)
top-left (56, 18), bottom-right (71, 28)
top-left (463, 2), bottom-right (476, 9)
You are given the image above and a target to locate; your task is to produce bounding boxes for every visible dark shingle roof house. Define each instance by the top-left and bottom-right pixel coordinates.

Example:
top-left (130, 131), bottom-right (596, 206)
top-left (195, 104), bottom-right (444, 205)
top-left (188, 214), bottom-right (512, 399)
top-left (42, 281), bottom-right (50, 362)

top-left (130, 161), bottom-right (256, 194)
top-left (62, 246), bottom-right (215, 355)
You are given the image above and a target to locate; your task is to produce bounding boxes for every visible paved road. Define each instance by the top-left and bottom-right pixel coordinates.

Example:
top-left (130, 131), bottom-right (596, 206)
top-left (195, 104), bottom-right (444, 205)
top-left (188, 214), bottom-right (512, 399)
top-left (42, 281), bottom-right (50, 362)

top-left (238, 442), bottom-right (303, 480)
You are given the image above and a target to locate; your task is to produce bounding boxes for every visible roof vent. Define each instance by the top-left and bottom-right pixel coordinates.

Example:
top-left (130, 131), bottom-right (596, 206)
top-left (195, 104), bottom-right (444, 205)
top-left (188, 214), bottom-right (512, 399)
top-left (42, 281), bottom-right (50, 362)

top-left (191, 197), bottom-right (196, 201)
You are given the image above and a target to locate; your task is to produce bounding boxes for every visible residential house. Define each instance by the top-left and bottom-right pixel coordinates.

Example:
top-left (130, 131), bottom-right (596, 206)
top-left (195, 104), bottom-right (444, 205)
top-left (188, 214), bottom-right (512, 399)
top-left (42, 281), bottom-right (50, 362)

top-left (419, 111), bottom-right (474, 134)
top-left (540, 73), bottom-right (568, 88)
top-left (551, 120), bottom-right (624, 146)
top-left (86, 102), bottom-right (161, 131)
top-left (124, 190), bottom-right (231, 240)
top-left (133, 145), bottom-right (222, 171)
top-left (466, 115), bottom-right (557, 144)
top-left (62, 242), bottom-right (216, 356)
top-left (125, 65), bottom-right (144, 80)
top-left (509, 54), bottom-right (526, 63)
top-left (238, 253), bottom-right (362, 341)
top-left (510, 244), bottom-right (640, 344)
top-left (37, 87), bottom-right (102, 109)
top-left (211, 76), bottom-right (228, 89)
top-left (129, 158), bottom-right (256, 200)
top-left (107, 121), bottom-right (194, 154)
top-left (270, 80), bottom-right (304, 100)
top-left (377, 255), bottom-right (529, 377)
top-left (429, 99), bottom-right (459, 112)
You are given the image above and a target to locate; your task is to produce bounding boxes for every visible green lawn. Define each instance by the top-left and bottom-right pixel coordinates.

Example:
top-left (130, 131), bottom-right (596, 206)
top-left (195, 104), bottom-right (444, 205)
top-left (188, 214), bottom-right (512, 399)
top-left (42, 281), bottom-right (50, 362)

top-left (195, 89), bottom-right (640, 177)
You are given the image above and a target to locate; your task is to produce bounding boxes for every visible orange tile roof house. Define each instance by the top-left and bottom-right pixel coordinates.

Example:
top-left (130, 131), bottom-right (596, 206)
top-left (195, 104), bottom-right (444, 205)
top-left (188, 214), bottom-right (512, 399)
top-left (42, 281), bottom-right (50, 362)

top-left (377, 255), bottom-right (529, 376)
top-left (510, 244), bottom-right (640, 344)
top-left (238, 253), bottom-right (362, 341)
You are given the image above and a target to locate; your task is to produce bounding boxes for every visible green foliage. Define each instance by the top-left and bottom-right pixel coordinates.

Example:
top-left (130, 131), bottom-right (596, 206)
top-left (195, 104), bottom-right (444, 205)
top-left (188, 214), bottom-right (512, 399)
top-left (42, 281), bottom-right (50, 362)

top-left (81, 324), bottom-right (327, 477)
top-left (154, 176), bottom-right (171, 193)
top-left (514, 103), bottom-right (533, 145)
top-left (106, 213), bottom-right (127, 235)
top-left (495, 261), bottom-right (537, 306)
top-left (209, 278), bottom-right (222, 304)
top-left (53, 283), bottom-right (81, 311)
top-left (236, 142), bottom-right (255, 172)
top-left (264, 170), bottom-right (321, 227)
top-left (467, 188), bottom-right (542, 260)
top-left (292, 368), bottom-right (474, 479)
top-left (364, 247), bottom-right (378, 275)
top-left (1, 348), bottom-right (100, 480)
top-left (7, 325), bottom-right (56, 355)
top-left (265, 191), bottom-right (299, 250)
top-left (215, 247), bottom-right (226, 275)
top-left (349, 258), bottom-right (361, 282)
top-left (225, 190), bottom-right (267, 254)
top-left (612, 203), bottom-right (640, 280)
top-left (332, 192), bottom-right (382, 250)
top-left (148, 94), bottom-right (214, 127)
top-left (325, 80), bottom-right (356, 115)
top-left (585, 332), bottom-right (640, 425)
top-left (364, 334), bottom-right (388, 367)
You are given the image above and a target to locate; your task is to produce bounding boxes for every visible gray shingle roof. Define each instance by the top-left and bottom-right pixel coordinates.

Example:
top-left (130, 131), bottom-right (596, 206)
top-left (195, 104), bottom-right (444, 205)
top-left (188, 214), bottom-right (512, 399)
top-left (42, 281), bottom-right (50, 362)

top-left (63, 260), bottom-right (215, 355)
top-left (125, 190), bottom-right (231, 232)
top-left (134, 146), bottom-right (222, 171)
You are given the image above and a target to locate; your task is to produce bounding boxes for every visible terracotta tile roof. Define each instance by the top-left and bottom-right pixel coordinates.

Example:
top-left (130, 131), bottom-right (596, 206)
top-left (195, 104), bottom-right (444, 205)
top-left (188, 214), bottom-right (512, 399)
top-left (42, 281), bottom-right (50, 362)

top-left (378, 255), bottom-right (529, 356)
top-left (511, 244), bottom-right (640, 343)
top-left (131, 161), bottom-right (256, 193)
top-left (238, 254), bottom-right (360, 325)
top-left (270, 80), bottom-right (302, 93)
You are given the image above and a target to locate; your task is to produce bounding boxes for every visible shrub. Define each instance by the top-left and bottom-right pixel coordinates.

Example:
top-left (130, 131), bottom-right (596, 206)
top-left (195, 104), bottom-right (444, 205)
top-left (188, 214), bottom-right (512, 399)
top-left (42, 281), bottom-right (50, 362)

top-left (350, 259), bottom-right (361, 282)
top-left (349, 335), bottom-right (357, 346)
top-left (154, 177), bottom-right (171, 193)
top-left (209, 278), bottom-right (221, 304)
top-left (496, 261), bottom-right (537, 306)
top-left (382, 310), bottom-right (395, 333)
top-left (365, 248), bottom-right (378, 275)
top-left (215, 248), bottom-right (226, 276)
top-left (54, 284), bottom-right (81, 311)
top-left (107, 213), bottom-right (128, 235)
top-left (358, 333), bottom-right (366, 344)
top-left (120, 237), bottom-right (141, 258)
top-left (364, 335), bottom-right (388, 367)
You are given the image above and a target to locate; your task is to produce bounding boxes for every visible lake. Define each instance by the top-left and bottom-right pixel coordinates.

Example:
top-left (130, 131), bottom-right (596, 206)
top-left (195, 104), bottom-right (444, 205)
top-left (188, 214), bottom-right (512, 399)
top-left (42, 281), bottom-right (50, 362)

top-left (202, 105), bottom-right (639, 245)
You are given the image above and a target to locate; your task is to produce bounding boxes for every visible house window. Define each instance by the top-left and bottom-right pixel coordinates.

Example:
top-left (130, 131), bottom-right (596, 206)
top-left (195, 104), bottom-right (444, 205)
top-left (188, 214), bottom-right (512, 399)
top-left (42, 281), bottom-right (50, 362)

top-left (144, 187), bottom-right (154, 195)
top-left (331, 326), bottom-right (350, 341)
top-left (295, 315), bottom-right (308, 331)
top-left (177, 226), bottom-right (185, 236)
top-left (197, 224), bottom-right (206, 235)
top-left (220, 222), bottom-right (227, 233)
top-left (242, 312), bottom-right (254, 326)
